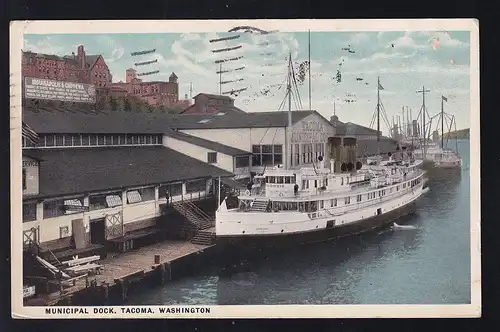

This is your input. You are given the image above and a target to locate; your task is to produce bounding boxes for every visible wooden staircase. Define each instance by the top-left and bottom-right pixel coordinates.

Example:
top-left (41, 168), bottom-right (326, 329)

top-left (190, 228), bottom-right (215, 246)
top-left (250, 199), bottom-right (270, 212)
top-left (172, 200), bottom-right (215, 245)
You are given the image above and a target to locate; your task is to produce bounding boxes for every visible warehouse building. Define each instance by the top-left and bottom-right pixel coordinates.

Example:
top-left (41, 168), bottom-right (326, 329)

top-left (22, 106), bottom-right (231, 259)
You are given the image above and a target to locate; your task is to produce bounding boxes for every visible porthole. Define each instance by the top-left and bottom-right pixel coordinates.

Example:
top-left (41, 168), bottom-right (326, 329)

top-left (281, 230), bottom-right (284, 233)
top-left (242, 231), bottom-right (245, 234)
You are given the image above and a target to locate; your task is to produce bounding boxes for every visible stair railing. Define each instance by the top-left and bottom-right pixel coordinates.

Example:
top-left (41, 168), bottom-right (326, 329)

top-left (184, 200), bottom-right (213, 222)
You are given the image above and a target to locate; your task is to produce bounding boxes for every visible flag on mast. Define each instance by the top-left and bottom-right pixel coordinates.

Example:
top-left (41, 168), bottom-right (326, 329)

top-left (442, 95), bottom-right (448, 102)
top-left (378, 82), bottom-right (385, 90)
top-left (22, 121), bottom-right (39, 144)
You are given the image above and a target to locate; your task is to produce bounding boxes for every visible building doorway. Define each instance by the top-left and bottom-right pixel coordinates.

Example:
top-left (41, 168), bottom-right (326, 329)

top-left (90, 218), bottom-right (106, 245)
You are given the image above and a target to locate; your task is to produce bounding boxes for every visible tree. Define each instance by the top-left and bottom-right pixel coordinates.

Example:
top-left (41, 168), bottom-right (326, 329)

top-left (109, 96), bottom-right (118, 112)
top-left (96, 95), bottom-right (109, 111)
top-left (123, 97), bottom-right (132, 112)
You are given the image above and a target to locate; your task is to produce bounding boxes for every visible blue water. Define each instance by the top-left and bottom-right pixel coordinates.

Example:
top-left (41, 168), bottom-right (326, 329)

top-left (128, 140), bottom-right (471, 305)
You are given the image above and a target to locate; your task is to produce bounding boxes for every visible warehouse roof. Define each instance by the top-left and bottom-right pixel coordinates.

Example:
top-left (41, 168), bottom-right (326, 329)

top-left (23, 146), bottom-right (232, 199)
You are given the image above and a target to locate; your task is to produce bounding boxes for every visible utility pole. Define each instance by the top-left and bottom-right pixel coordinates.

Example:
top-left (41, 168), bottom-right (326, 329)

top-left (376, 76), bottom-right (381, 159)
top-left (417, 86), bottom-right (430, 157)
top-left (286, 52), bottom-right (293, 170)
top-left (308, 29), bottom-right (312, 110)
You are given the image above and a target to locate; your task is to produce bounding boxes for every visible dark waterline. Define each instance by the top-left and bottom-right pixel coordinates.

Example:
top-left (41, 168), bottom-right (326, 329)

top-left (127, 140), bottom-right (471, 305)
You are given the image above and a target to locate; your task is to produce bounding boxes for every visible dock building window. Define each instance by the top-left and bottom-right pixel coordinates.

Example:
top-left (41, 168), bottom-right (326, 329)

top-left (301, 143), bottom-right (313, 163)
top-left (132, 187), bottom-right (155, 202)
top-left (23, 203), bottom-right (37, 222)
top-left (105, 194), bottom-right (122, 207)
top-left (252, 145), bottom-right (283, 166)
top-left (186, 179), bottom-right (207, 193)
top-left (235, 156), bottom-right (249, 168)
top-left (43, 199), bottom-right (66, 219)
top-left (23, 133), bottom-right (163, 148)
top-left (22, 168), bottom-right (27, 190)
top-left (207, 152), bottom-right (217, 164)
top-left (160, 182), bottom-right (183, 198)
top-left (127, 190), bottom-right (143, 204)
top-left (315, 143), bottom-right (325, 160)
top-left (90, 191), bottom-right (122, 210)
top-left (294, 144), bottom-right (300, 166)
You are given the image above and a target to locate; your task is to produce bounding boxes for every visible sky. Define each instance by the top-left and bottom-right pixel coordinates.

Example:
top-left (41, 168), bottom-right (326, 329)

top-left (24, 30), bottom-right (471, 134)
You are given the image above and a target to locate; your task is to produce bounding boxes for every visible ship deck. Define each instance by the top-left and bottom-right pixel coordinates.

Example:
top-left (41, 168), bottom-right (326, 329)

top-left (238, 169), bottom-right (425, 202)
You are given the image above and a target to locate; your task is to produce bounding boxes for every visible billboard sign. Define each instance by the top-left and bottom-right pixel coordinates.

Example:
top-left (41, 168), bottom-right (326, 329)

top-left (24, 77), bottom-right (96, 103)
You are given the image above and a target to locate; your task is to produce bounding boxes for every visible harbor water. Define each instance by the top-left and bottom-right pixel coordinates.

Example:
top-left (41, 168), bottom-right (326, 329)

top-left (127, 140), bottom-right (471, 305)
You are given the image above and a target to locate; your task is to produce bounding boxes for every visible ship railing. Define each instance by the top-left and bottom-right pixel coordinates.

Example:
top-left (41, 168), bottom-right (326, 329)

top-left (305, 173), bottom-right (425, 218)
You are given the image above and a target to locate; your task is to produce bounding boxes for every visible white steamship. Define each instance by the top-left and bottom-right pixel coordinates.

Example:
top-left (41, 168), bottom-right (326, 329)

top-left (215, 136), bottom-right (429, 249)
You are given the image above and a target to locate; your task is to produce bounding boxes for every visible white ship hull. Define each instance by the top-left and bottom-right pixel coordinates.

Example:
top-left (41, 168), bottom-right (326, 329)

top-left (216, 172), bottom-right (428, 250)
top-left (413, 144), bottom-right (462, 169)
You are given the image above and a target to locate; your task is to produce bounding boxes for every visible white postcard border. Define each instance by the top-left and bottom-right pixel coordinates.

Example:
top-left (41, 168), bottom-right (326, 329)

top-left (10, 18), bottom-right (481, 319)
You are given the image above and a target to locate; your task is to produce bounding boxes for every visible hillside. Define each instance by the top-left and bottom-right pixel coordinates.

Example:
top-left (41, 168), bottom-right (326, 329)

top-left (441, 128), bottom-right (470, 140)
top-left (22, 95), bottom-right (183, 114)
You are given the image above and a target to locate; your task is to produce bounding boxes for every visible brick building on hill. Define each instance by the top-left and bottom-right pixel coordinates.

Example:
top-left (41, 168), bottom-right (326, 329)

top-left (22, 45), bottom-right (187, 109)
top-left (180, 93), bottom-right (246, 115)
top-left (111, 69), bottom-right (184, 108)
top-left (22, 45), bottom-right (112, 88)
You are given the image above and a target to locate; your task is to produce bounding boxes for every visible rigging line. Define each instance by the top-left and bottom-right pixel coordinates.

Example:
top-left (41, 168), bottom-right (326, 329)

top-left (290, 64), bottom-right (303, 109)
top-left (369, 105), bottom-right (378, 129)
top-left (278, 92), bottom-right (288, 111)
top-left (293, 80), bottom-right (302, 110)
top-left (291, 89), bottom-right (300, 110)
top-left (379, 103), bottom-right (392, 134)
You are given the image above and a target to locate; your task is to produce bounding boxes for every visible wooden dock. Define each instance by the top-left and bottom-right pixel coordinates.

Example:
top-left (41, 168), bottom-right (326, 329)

top-left (25, 240), bottom-right (215, 306)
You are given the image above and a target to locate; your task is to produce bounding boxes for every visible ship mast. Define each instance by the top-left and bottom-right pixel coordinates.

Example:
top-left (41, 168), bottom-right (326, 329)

top-left (441, 95), bottom-right (445, 149)
top-left (376, 76), bottom-right (381, 159)
top-left (308, 29), bottom-right (312, 110)
top-left (286, 52), bottom-right (293, 170)
top-left (417, 86), bottom-right (430, 157)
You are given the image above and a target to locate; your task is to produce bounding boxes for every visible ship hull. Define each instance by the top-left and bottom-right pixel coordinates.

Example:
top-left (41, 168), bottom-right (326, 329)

top-left (216, 199), bottom-right (417, 256)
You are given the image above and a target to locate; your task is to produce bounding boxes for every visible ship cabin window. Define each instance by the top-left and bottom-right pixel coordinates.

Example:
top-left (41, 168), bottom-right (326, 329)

top-left (276, 176), bottom-right (284, 184)
top-left (330, 198), bottom-right (337, 207)
top-left (347, 177), bottom-right (350, 184)
top-left (325, 178), bottom-right (328, 187)
top-left (302, 180), bottom-right (309, 189)
top-left (341, 177), bottom-right (344, 185)
top-left (403, 183), bottom-right (406, 189)
top-left (284, 176), bottom-right (291, 184)
top-left (267, 176), bottom-right (276, 184)
top-left (319, 200), bottom-right (324, 209)
top-left (300, 201), bottom-right (317, 212)
top-left (379, 190), bottom-right (382, 197)
top-left (314, 180), bottom-right (318, 188)
top-left (345, 197), bottom-right (350, 205)
top-left (357, 194), bottom-right (362, 202)
top-left (397, 185), bottom-right (400, 191)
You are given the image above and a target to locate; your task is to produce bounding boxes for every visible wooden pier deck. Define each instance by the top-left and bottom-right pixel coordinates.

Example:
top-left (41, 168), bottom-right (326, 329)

top-left (96, 240), bottom-right (212, 285)
top-left (26, 240), bottom-right (215, 306)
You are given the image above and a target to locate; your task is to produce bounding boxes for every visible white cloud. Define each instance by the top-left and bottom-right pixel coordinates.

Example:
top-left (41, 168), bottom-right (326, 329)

top-left (23, 36), bottom-right (69, 55)
top-left (349, 33), bottom-right (370, 45)
top-left (388, 31), bottom-right (469, 51)
top-left (389, 32), bottom-right (427, 50)
top-left (95, 36), bottom-right (125, 63)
